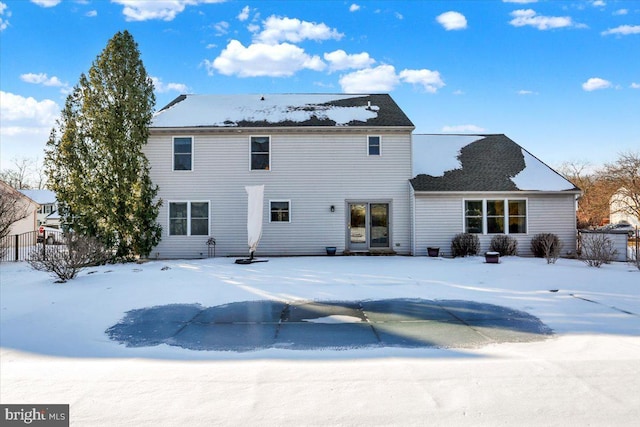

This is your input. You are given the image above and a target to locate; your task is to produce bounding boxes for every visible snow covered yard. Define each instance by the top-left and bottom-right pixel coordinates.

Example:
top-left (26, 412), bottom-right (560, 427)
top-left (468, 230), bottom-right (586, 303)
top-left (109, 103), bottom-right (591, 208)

top-left (1, 256), bottom-right (639, 426)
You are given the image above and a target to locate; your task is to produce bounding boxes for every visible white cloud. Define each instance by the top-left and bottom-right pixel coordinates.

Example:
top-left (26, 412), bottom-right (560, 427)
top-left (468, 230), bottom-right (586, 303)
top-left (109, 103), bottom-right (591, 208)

top-left (502, 0), bottom-right (537, 3)
top-left (582, 77), bottom-right (613, 91)
top-left (509, 9), bottom-right (577, 30)
top-left (630, 83), bottom-right (640, 89)
top-left (613, 9), bottom-right (628, 16)
top-left (151, 77), bottom-right (188, 94)
top-left (86, 10), bottom-right (97, 17)
top-left (339, 65), bottom-right (400, 93)
top-left (517, 89), bottom-right (538, 95)
top-left (395, 12), bottom-right (403, 20)
top-left (213, 21), bottom-right (229, 35)
top-left (324, 50), bottom-right (375, 72)
top-left (112, 0), bottom-right (225, 22)
top-left (1, 1), bottom-right (10, 32)
top-left (349, 4), bottom-right (360, 12)
top-left (30, 0), bottom-right (61, 7)
top-left (399, 69), bottom-right (445, 93)
top-left (255, 16), bottom-right (343, 44)
top-left (601, 25), bottom-right (640, 36)
top-left (441, 124), bottom-right (486, 133)
top-left (453, 89), bottom-right (465, 95)
top-left (237, 5), bottom-right (250, 21)
top-left (20, 73), bottom-right (67, 88)
top-left (207, 40), bottom-right (325, 77)
top-left (436, 11), bottom-right (467, 31)
top-left (0, 91), bottom-right (61, 169)
top-left (591, 0), bottom-right (606, 7)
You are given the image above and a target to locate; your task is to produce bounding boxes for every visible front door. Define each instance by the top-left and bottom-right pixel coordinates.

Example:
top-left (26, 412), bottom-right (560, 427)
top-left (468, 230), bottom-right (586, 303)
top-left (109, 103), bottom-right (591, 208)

top-left (348, 202), bottom-right (390, 251)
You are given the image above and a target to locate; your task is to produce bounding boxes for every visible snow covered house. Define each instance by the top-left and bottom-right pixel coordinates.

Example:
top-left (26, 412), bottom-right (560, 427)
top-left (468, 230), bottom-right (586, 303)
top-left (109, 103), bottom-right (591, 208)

top-left (145, 94), bottom-right (580, 258)
top-left (18, 189), bottom-right (59, 228)
top-left (411, 134), bottom-right (581, 257)
top-left (145, 94), bottom-right (415, 258)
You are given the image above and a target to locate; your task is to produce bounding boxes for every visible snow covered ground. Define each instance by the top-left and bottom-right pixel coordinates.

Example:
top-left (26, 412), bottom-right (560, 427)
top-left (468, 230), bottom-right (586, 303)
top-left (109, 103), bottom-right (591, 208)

top-left (1, 256), bottom-right (639, 426)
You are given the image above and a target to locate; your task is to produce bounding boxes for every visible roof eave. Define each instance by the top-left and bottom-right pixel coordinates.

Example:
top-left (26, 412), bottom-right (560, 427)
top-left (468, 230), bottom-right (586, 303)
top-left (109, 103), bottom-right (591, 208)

top-left (149, 125), bottom-right (415, 134)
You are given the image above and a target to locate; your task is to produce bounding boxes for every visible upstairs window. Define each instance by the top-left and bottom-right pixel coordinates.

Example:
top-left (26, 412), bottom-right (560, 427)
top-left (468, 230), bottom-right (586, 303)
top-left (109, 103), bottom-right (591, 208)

top-left (251, 136), bottom-right (270, 170)
top-left (368, 136), bottom-right (381, 156)
top-left (173, 137), bottom-right (193, 171)
top-left (270, 200), bottom-right (290, 222)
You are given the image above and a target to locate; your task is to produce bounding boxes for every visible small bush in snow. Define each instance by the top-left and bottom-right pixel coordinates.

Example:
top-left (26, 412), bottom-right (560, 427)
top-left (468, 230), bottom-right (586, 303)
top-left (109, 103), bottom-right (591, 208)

top-left (489, 235), bottom-right (518, 256)
top-left (580, 233), bottom-right (617, 268)
top-left (531, 233), bottom-right (562, 264)
top-left (451, 233), bottom-right (480, 257)
top-left (28, 233), bottom-right (112, 282)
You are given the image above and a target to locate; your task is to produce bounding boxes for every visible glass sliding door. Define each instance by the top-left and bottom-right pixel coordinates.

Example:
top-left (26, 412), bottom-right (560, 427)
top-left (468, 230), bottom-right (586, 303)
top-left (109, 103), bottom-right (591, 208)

top-left (349, 203), bottom-right (367, 250)
top-left (370, 203), bottom-right (389, 247)
top-left (347, 202), bottom-right (390, 251)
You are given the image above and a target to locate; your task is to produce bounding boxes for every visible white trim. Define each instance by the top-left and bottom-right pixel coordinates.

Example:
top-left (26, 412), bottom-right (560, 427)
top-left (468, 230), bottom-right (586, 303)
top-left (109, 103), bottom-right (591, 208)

top-left (462, 198), bottom-right (529, 235)
top-left (367, 135), bottom-right (382, 156)
top-left (250, 135), bottom-right (271, 171)
top-left (172, 135), bottom-right (194, 172)
top-left (168, 200), bottom-right (210, 236)
top-left (269, 199), bottom-right (291, 223)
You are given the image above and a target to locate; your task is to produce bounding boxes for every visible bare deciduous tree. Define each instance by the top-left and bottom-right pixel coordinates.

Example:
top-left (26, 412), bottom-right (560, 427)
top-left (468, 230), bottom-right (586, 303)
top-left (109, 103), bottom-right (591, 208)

top-left (603, 151), bottom-right (640, 224)
top-left (0, 183), bottom-right (30, 241)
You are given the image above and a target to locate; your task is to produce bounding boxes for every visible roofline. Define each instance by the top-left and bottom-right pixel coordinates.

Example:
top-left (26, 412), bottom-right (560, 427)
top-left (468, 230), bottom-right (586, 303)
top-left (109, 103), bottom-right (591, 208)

top-left (149, 125), bottom-right (416, 134)
top-left (412, 190), bottom-right (583, 196)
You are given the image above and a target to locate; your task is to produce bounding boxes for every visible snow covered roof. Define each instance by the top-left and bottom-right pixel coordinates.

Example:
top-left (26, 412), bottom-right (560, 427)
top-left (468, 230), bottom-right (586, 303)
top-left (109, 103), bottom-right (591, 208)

top-left (151, 94), bottom-right (414, 129)
top-left (18, 189), bottom-right (56, 204)
top-left (411, 134), bottom-right (580, 192)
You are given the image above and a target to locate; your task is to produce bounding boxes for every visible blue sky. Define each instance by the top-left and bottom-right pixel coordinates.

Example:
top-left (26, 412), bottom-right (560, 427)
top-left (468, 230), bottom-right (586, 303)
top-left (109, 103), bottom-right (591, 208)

top-left (1, 0), bottom-right (638, 172)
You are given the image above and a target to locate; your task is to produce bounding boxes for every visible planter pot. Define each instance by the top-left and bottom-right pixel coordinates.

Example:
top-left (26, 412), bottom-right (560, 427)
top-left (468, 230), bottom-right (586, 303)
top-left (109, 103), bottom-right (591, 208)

top-left (326, 246), bottom-right (337, 256)
top-left (485, 251), bottom-right (500, 264)
top-left (427, 247), bottom-right (440, 257)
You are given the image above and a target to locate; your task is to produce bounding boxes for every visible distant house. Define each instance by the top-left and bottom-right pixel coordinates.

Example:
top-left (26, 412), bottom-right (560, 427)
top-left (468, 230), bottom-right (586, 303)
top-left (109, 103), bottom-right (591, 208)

top-left (18, 189), bottom-right (59, 228)
top-left (144, 94), bottom-right (580, 258)
top-left (609, 188), bottom-right (640, 229)
top-left (1, 180), bottom-right (39, 236)
top-left (411, 134), bottom-right (581, 257)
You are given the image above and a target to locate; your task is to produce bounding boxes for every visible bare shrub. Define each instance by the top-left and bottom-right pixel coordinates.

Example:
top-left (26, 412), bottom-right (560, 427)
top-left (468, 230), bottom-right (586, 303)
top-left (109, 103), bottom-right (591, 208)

top-left (580, 233), bottom-right (617, 268)
top-left (531, 233), bottom-right (562, 264)
top-left (28, 234), bottom-right (112, 282)
top-left (489, 234), bottom-right (518, 256)
top-left (451, 233), bottom-right (480, 257)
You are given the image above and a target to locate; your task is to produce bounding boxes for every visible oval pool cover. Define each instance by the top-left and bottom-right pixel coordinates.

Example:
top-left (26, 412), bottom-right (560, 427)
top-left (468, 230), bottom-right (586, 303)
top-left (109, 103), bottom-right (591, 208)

top-left (106, 299), bottom-right (553, 352)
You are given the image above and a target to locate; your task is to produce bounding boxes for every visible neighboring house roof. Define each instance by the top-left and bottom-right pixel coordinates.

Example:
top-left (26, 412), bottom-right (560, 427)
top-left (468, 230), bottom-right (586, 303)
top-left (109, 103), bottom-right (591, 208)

top-left (411, 134), bottom-right (580, 192)
top-left (151, 94), bottom-right (414, 129)
top-left (18, 189), bottom-right (56, 205)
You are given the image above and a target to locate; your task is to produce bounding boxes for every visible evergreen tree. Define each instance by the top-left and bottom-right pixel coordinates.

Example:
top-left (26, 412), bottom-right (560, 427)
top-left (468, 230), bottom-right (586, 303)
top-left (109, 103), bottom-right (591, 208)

top-left (45, 30), bottom-right (161, 259)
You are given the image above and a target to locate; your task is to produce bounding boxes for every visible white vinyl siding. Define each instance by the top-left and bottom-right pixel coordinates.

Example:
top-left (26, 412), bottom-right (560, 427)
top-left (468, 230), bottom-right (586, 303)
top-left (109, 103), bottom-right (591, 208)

top-left (414, 193), bottom-right (577, 257)
top-left (145, 131), bottom-right (412, 258)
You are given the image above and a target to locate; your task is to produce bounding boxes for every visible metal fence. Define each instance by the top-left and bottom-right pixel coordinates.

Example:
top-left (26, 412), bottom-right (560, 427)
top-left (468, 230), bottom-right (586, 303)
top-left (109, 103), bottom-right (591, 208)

top-left (1, 230), bottom-right (65, 262)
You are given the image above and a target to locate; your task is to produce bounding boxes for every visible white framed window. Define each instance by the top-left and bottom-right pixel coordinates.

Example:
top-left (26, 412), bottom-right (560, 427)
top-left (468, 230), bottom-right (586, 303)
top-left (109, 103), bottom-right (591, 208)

top-left (368, 135), bottom-right (381, 156)
top-left (250, 136), bottom-right (270, 170)
top-left (169, 201), bottom-right (209, 236)
top-left (270, 200), bottom-right (290, 223)
top-left (173, 136), bottom-right (193, 171)
top-left (463, 199), bottom-right (527, 234)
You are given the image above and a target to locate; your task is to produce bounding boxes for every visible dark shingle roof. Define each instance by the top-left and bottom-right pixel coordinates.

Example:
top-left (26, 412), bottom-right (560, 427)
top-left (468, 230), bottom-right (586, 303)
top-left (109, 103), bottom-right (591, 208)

top-left (411, 134), bottom-right (580, 192)
top-left (152, 94), bottom-right (414, 128)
